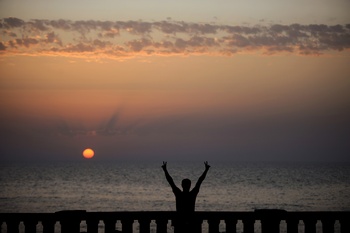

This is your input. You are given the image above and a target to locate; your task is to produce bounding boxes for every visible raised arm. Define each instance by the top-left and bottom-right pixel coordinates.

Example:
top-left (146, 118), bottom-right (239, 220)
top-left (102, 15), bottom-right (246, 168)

top-left (162, 161), bottom-right (178, 191)
top-left (194, 161), bottom-right (211, 190)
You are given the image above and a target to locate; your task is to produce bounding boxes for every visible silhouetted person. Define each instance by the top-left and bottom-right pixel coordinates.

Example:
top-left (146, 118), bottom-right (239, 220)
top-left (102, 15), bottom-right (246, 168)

top-left (162, 161), bottom-right (210, 233)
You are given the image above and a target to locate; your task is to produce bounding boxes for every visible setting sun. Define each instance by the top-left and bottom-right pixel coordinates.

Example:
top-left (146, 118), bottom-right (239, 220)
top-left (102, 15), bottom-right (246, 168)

top-left (82, 148), bottom-right (94, 159)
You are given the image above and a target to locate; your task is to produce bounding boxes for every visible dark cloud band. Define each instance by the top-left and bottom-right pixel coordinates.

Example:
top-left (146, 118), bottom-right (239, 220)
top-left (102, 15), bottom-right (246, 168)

top-left (1, 17), bottom-right (350, 57)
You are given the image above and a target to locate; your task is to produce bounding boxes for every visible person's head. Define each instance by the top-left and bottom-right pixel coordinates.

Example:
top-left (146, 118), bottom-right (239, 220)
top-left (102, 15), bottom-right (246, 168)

top-left (181, 178), bottom-right (191, 192)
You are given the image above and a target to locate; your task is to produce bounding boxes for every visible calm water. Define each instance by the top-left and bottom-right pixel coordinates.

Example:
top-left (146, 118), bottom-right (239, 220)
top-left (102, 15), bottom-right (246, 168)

top-left (1, 160), bottom-right (349, 213)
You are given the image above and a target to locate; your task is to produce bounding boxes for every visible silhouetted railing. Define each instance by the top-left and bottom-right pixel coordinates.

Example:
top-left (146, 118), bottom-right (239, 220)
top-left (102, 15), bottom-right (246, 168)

top-left (1, 210), bottom-right (349, 233)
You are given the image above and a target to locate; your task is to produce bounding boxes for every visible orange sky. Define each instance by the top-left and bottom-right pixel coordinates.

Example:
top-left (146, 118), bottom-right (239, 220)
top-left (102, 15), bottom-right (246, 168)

top-left (2, 54), bottom-right (349, 115)
top-left (1, 51), bottom-right (349, 161)
top-left (0, 13), bottom-right (350, 161)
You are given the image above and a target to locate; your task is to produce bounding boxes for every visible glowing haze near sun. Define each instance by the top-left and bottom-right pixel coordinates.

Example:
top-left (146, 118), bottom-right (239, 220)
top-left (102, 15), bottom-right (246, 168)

top-left (83, 148), bottom-right (94, 159)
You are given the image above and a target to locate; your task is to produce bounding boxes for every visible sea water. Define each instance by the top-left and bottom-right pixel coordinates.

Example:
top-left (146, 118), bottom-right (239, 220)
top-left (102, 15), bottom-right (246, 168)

top-left (1, 160), bottom-right (349, 232)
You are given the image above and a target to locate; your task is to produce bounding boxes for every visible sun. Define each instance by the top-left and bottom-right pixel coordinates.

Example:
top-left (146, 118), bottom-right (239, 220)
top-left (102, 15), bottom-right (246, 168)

top-left (82, 148), bottom-right (95, 159)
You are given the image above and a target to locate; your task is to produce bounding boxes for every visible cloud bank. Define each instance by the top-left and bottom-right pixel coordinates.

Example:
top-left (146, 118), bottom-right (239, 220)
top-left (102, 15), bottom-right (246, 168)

top-left (1, 17), bottom-right (350, 58)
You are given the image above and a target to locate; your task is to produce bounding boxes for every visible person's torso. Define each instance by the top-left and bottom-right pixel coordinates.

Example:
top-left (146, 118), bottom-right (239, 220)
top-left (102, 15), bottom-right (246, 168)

top-left (175, 189), bottom-right (198, 213)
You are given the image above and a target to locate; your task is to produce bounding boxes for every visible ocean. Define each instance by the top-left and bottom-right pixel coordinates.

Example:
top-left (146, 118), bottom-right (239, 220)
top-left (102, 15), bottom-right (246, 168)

top-left (1, 160), bottom-right (349, 232)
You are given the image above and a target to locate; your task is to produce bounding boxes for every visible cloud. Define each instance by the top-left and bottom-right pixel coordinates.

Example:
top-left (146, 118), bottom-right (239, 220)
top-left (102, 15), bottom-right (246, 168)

top-left (1, 17), bottom-right (349, 58)
top-left (126, 38), bottom-right (153, 52)
top-left (0, 42), bottom-right (6, 50)
top-left (97, 112), bottom-right (121, 136)
top-left (1, 17), bottom-right (25, 28)
top-left (15, 38), bottom-right (39, 48)
top-left (45, 32), bottom-right (62, 45)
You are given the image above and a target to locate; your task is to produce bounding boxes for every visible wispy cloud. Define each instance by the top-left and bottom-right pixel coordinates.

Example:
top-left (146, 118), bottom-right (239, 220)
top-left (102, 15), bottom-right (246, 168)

top-left (1, 17), bottom-right (350, 59)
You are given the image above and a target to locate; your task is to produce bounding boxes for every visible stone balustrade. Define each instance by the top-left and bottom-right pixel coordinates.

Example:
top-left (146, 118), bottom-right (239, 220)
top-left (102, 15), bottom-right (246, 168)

top-left (1, 210), bottom-right (349, 233)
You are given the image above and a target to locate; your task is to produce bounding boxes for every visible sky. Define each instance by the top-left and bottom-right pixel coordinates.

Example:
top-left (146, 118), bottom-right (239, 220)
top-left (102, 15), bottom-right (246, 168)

top-left (0, 0), bottom-right (349, 162)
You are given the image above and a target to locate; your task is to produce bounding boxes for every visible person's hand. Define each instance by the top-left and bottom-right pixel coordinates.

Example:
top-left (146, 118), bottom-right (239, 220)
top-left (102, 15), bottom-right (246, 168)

top-left (162, 161), bottom-right (167, 170)
top-left (204, 161), bottom-right (210, 170)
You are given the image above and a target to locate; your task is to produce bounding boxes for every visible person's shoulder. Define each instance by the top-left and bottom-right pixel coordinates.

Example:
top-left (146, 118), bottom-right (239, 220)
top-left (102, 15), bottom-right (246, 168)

top-left (173, 186), bottom-right (182, 194)
top-left (190, 187), bottom-right (200, 194)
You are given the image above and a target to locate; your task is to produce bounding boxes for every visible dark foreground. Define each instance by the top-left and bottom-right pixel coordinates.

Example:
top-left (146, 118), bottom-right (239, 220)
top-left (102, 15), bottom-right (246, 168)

top-left (1, 210), bottom-right (349, 233)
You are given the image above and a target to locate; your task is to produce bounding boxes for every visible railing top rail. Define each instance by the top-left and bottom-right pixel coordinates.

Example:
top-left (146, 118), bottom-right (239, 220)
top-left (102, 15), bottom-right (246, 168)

top-left (1, 210), bottom-right (349, 222)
